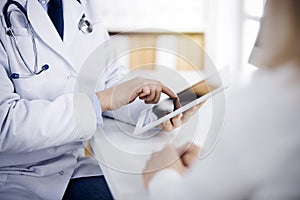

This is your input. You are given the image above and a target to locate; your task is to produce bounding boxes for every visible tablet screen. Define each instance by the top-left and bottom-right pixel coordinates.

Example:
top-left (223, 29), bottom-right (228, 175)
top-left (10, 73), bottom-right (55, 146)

top-left (152, 79), bottom-right (213, 119)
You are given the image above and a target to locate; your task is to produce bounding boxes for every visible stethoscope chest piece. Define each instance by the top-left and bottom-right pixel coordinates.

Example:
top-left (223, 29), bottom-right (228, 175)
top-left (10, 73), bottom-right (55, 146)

top-left (78, 17), bottom-right (93, 34)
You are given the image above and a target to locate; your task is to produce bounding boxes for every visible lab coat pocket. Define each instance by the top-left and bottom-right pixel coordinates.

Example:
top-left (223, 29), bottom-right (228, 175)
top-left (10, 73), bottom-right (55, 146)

top-left (7, 27), bottom-right (47, 99)
top-left (7, 27), bottom-right (37, 72)
top-left (13, 73), bottom-right (48, 100)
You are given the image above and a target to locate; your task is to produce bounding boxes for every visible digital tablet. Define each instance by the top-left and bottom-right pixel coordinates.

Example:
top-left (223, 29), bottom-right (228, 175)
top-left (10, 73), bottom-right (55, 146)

top-left (133, 67), bottom-right (229, 135)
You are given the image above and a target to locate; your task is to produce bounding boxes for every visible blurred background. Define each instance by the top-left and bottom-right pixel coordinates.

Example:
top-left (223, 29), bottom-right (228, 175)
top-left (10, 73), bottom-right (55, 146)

top-left (99, 0), bottom-right (265, 85)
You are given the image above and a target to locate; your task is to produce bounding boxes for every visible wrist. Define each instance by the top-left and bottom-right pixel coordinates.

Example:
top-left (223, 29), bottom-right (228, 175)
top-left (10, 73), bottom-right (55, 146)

top-left (96, 89), bottom-right (113, 112)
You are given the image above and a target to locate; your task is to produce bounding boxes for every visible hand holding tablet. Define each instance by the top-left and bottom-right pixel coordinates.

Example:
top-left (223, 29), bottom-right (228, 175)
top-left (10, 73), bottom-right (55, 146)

top-left (134, 67), bottom-right (229, 135)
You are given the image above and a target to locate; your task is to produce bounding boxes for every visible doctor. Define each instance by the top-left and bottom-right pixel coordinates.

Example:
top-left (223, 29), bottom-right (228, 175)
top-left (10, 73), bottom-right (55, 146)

top-left (0, 0), bottom-right (187, 199)
top-left (143, 0), bottom-right (300, 199)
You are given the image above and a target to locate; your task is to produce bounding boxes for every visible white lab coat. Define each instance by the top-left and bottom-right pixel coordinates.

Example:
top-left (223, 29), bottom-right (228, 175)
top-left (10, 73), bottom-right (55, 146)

top-left (148, 64), bottom-right (300, 199)
top-left (0, 0), bottom-right (127, 199)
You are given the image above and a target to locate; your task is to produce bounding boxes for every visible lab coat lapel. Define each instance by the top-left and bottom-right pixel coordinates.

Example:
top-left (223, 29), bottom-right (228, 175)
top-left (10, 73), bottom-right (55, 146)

top-left (26, 0), bottom-right (75, 69)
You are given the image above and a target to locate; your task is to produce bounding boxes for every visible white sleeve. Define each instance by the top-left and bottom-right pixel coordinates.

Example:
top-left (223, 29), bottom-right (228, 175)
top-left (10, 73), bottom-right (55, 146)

top-left (148, 169), bottom-right (183, 199)
top-left (0, 40), bottom-right (97, 153)
top-left (97, 54), bottom-right (152, 125)
top-left (103, 98), bottom-right (151, 125)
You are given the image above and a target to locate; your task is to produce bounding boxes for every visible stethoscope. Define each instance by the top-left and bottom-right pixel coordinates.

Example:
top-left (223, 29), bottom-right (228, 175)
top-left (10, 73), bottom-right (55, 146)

top-left (3, 0), bottom-right (93, 79)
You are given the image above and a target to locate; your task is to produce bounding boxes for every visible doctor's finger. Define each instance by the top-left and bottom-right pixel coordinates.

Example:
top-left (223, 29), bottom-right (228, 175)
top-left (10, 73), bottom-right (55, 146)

top-left (139, 86), bottom-right (151, 98)
top-left (145, 86), bottom-right (161, 103)
top-left (144, 86), bottom-right (157, 103)
top-left (160, 84), bottom-right (177, 99)
top-left (152, 90), bottom-right (161, 104)
top-left (171, 113), bottom-right (183, 128)
top-left (162, 120), bottom-right (174, 132)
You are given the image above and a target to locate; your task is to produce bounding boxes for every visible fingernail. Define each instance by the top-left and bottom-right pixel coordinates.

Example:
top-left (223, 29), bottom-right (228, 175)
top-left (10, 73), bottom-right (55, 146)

top-left (174, 114), bottom-right (182, 120)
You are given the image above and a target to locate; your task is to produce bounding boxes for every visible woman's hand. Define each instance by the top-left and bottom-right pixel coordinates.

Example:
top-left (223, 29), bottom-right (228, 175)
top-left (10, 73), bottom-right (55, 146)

top-left (143, 143), bottom-right (200, 189)
top-left (143, 144), bottom-right (187, 189)
top-left (96, 77), bottom-right (177, 112)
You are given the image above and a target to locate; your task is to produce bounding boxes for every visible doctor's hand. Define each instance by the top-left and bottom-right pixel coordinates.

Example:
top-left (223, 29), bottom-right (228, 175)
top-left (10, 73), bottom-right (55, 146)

top-left (158, 103), bottom-right (204, 132)
top-left (143, 143), bottom-right (200, 189)
top-left (96, 77), bottom-right (177, 112)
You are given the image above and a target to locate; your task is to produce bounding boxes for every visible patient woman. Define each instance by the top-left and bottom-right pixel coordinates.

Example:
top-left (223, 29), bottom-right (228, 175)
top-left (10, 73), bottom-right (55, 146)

top-left (143, 0), bottom-right (300, 199)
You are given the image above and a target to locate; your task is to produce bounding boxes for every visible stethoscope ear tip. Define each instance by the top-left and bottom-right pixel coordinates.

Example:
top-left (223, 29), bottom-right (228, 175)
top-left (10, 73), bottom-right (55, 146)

top-left (11, 73), bottom-right (20, 79)
top-left (42, 64), bottom-right (49, 71)
top-left (35, 64), bottom-right (50, 75)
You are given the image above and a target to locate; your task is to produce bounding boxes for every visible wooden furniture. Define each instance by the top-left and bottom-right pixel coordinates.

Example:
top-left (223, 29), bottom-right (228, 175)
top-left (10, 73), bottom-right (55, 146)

top-left (109, 32), bottom-right (205, 71)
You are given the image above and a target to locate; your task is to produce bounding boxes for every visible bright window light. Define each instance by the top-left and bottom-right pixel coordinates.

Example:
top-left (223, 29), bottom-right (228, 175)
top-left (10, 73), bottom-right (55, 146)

top-left (241, 0), bottom-right (264, 72)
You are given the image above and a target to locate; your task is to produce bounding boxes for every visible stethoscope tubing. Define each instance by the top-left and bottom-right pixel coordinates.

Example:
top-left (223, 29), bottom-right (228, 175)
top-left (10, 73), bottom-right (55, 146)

top-left (3, 0), bottom-right (43, 79)
top-left (7, 21), bottom-right (38, 75)
top-left (3, 0), bottom-right (93, 79)
top-left (3, 0), bottom-right (27, 28)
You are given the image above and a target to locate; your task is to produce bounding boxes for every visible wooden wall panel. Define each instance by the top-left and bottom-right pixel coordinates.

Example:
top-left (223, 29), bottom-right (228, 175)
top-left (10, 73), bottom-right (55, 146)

top-left (129, 34), bottom-right (156, 70)
top-left (177, 34), bottom-right (205, 70)
top-left (109, 32), bottom-right (205, 70)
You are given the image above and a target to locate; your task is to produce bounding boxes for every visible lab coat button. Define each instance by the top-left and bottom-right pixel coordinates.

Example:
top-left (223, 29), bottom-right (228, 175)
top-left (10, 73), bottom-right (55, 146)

top-left (59, 171), bottom-right (64, 175)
